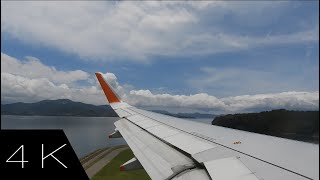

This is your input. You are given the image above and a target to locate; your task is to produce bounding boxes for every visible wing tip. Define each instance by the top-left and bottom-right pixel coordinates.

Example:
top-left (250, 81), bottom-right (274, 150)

top-left (95, 72), bottom-right (121, 103)
top-left (95, 72), bottom-right (103, 76)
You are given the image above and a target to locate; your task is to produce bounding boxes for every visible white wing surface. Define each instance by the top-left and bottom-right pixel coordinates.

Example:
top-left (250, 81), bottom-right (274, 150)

top-left (95, 72), bottom-right (319, 180)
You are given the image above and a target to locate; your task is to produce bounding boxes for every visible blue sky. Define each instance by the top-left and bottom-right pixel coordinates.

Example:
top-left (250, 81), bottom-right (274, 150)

top-left (1, 1), bottom-right (319, 113)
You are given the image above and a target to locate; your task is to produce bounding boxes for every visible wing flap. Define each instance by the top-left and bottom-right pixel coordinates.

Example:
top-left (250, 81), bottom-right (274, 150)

top-left (172, 168), bottom-right (212, 180)
top-left (204, 157), bottom-right (258, 180)
top-left (114, 118), bottom-right (211, 180)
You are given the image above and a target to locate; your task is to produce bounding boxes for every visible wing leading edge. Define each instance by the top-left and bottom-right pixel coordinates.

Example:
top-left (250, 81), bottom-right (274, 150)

top-left (95, 72), bottom-right (319, 180)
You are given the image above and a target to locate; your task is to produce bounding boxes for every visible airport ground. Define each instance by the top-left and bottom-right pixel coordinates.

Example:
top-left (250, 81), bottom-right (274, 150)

top-left (80, 145), bottom-right (150, 180)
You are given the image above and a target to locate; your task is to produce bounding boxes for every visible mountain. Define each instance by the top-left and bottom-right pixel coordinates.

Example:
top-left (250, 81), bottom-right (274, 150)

top-left (1, 99), bottom-right (216, 118)
top-left (1, 99), bottom-right (118, 117)
top-left (212, 109), bottom-right (319, 143)
top-left (151, 110), bottom-right (215, 119)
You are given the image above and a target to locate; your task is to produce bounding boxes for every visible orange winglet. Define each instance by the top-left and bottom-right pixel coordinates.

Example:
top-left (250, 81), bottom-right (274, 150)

top-left (95, 72), bottom-right (121, 103)
top-left (119, 165), bottom-right (125, 171)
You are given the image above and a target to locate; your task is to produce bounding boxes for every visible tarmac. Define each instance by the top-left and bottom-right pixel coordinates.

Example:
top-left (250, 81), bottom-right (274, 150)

top-left (80, 145), bottom-right (129, 179)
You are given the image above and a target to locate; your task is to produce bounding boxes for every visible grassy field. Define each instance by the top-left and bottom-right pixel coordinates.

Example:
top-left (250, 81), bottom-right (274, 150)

top-left (92, 149), bottom-right (150, 180)
top-left (81, 145), bottom-right (128, 170)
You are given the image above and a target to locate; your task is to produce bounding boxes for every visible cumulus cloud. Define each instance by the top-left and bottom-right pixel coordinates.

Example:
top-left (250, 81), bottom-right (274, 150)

top-left (221, 91), bottom-right (319, 113)
top-left (98, 72), bottom-right (128, 97)
top-left (1, 53), bottom-right (105, 104)
top-left (1, 52), bottom-right (318, 114)
top-left (1, 72), bottom-right (106, 105)
top-left (126, 89), bottom-right (319, 114)
top-left (1, 1), bottom-right (318, 61)
top-left (126, 90), bottom-right (225, 110)
top-left (1, 53), bottom-right (89, 85)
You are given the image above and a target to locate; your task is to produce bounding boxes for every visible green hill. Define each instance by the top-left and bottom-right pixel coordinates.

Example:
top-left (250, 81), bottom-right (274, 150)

top-left (212, 109), bottom-right (319, 143)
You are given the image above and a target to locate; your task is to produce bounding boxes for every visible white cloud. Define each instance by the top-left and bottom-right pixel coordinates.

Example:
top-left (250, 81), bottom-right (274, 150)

top-left (126, 90), bottom-right (226, 111)
top-left (182, 29), bottom-right (318, 55)
top-left (1, 1), bottom-right (318, 61)
top-left (98, 72), bottom-right (127, 97)
top-left (187, 67), bottom-right (319, 97)
top-left (126, 89), bottom-right (319, 114)
top-left (1, 53), bottom-right (89, 85)
top-left (1, 52), bottom-right (318, 114)
top-left (1, 72), bottom-right (106, 105)
top-left (1, 53), bottom-right (107, 105)
top-left (220, 91), bottom-right (319, 113)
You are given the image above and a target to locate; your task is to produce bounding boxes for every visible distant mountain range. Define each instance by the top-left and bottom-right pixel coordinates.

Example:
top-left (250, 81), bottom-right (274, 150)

top-left (212, 109), bottom-right (319, 143)
top-left (1, 99), bottom-right (215, 118)
top-left (2, 99), bottom-right (318, 143)
top-left (151, 110), bottom-right (215, 119)
top-left (1, 99), bottom-right (118, 117)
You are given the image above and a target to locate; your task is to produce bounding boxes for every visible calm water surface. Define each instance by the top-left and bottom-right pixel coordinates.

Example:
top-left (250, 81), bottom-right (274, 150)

top-left (1, 115), bottom-right (125, 158)
top-left (1, 115), bottom-right (213, 158)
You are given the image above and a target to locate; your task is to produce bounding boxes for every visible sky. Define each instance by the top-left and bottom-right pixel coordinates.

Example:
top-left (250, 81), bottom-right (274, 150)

top-left (1, 1), bottom-right (319, 114)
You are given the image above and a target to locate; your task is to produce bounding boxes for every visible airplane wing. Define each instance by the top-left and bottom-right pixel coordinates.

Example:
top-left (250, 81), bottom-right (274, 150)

top-left (95, 72), bottom-right (319, 180)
